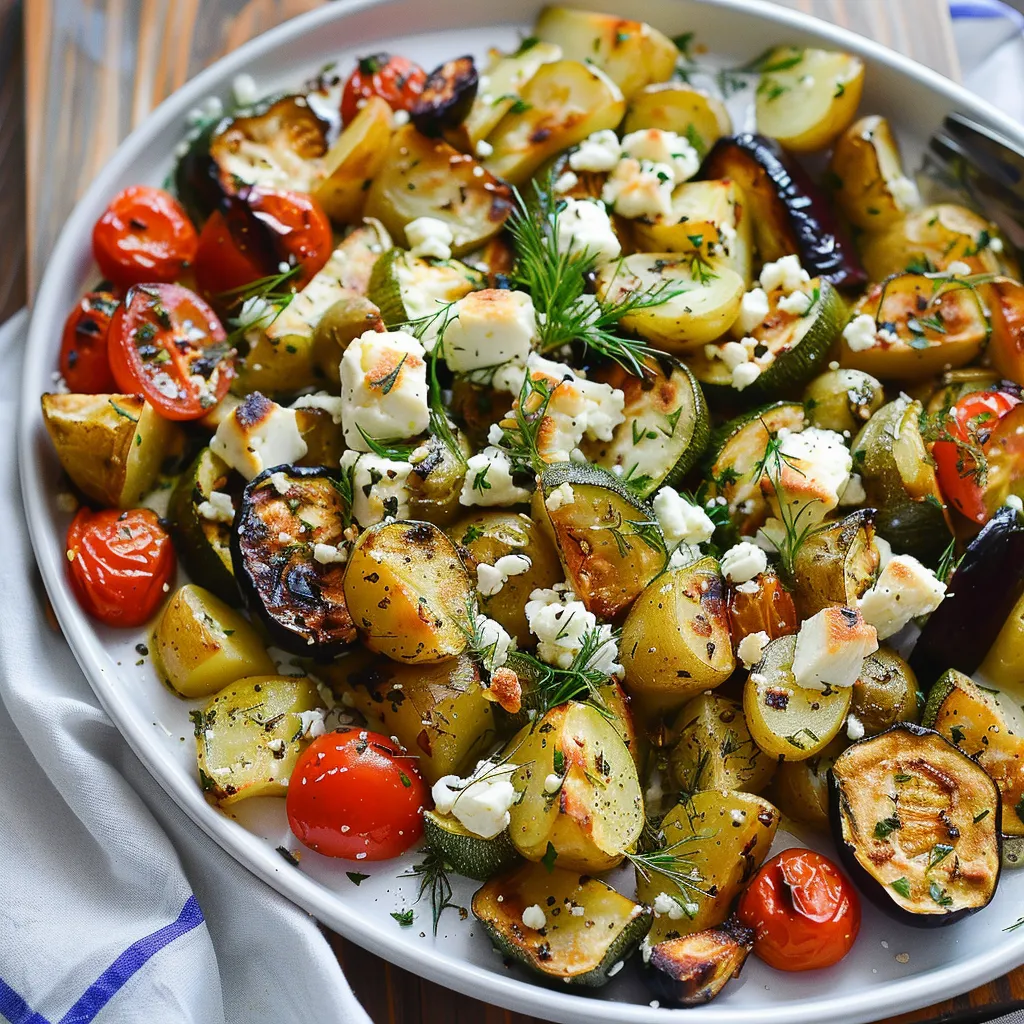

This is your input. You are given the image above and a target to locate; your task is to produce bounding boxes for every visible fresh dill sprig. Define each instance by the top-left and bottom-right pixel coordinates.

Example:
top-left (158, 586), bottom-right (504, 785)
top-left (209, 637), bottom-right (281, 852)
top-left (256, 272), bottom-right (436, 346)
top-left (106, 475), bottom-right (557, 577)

top-left (354, 425), bottom-right (417, 462)
top-left (218, 264), bottom-right (302, 346)
top-left (626, 831), bottom-right (711, 918)
top-left (514, 624), bottom-right (621, 714)
top-left (507, 183), bottom-right (678, 376)
top-left (402, 847), bottom-right (461, 937)
top-left (754, 430), bottom-right (818, 578)
top-left (490, 370), bottom-right (557, 476)
top-left (935, 536), bottom-right (963, 584)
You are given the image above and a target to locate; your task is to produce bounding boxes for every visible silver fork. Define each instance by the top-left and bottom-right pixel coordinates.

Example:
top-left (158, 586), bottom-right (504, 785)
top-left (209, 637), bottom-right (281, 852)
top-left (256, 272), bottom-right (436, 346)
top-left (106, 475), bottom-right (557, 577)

top-left (927, 111), bottom-right (1024, 249)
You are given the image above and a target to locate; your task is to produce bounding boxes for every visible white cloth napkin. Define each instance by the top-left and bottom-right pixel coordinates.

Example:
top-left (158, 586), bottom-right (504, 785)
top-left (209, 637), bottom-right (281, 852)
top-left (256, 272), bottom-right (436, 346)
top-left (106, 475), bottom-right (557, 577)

top-left (4, 3), bottom-right (1024, 1022)
top-left (0, 308), bottom-right (371, 1024)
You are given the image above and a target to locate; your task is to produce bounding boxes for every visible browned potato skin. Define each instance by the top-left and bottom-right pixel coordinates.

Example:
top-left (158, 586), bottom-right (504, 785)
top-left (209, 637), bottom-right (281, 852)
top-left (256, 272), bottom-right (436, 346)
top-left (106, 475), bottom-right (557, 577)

top-left (647, 920), bottom-right (754, 1007)
top-left (791, 510), bottom-right (879, 619)
top-left (294, 406), bottom-right (346, 468)
top-left (343, 519), bottom-right (473, 663)
top-left (852, 647), bottom-right (920, 736)
top-left (317, 650), bottom-right (500, 784)
top-left (768, 735), bottom-right (847, 830)
top-left (311, 295), bottom-right (384, 386)
top-left (448, 511), bottom-right (563, 646)
top-left (623, 83), bottom-right (731, 152)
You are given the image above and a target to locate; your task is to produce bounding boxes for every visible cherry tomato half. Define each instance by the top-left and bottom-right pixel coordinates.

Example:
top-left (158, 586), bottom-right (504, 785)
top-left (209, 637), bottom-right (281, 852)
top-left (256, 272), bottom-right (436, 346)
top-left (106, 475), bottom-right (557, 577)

top-left (193, 210), bottom-right (266, 304)
top-left (736, 848), bottom-right (861, 972)
top-left (108, 282), bottom-right (235, 421)
top-left (66, 508), bottom-right (175, 627)
top-left (728, 572), bottom-right (798, 647)
top-left (59, 291), bottom-right (120, 393)
top-left (92, 185), bottom-right (198, 289)
top-left (341, 52), bottom-right (427, 125)
top-left (933, 388), bottom-right (1022, 523)
top-left (287, 728), bottom-right (427, 860)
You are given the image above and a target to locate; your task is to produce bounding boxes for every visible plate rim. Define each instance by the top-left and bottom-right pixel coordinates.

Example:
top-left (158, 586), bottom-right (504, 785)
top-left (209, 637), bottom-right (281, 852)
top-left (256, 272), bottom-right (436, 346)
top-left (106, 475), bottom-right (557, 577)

top-left (18, 0), bottom-right (1024, 1020)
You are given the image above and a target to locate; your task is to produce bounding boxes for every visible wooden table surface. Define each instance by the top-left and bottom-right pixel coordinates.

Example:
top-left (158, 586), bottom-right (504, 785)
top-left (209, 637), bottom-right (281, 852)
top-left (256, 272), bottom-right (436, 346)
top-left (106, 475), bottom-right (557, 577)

top-left (5, 1), bottom-right (1023, 1022)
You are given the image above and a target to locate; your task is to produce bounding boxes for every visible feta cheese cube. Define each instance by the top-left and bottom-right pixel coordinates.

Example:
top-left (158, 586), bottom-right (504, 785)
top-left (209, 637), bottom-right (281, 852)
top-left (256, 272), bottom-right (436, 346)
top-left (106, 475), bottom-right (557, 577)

top-left (759, 254), bottom-right (809, 294)
top-left (858, 554), bottom-right (946, 639)
top-left (313, 542), bottom-right (348, 565)
top-left (441, 289), bottom-right (536, 373)
top-left (474, 613), bottom-right (513, 671)
top-left (521, 904), bottom-right (547, 930)
top-left (554, 197), bottom-right (621, 266)
top-left (653, 487), bottom-right (715, 546)
top-left (731, 287), bottom-right (770, 338)
top-left (792, 606), bottom-right (878, 690)
top-left (459, 448), bottom-right (531, 507)
top-left (341, 450), bottom-right (412, 527)
top-left (765, 427), bottom-right (852, 523)
top-left (602, 158), bottom-right (675, 220)
top-left (525, 586), bottom-right (623, 677)
top-left (720, 541), bottom-right (768, 584)
top-left (731, 361), bottom-right (761, 391)
top-left (340, 330), bottom-right (429, 450)
top-left (211, 392), bottom-right (308, 481)
top-left (620, 129), bottom-right (700, 185)
top-left (431, 759), bottom-right (519, 839)
top-left (778, 289), bottom-right (813, 315)
top-left (843, 313), bottom-right (879, 352)
top-left (568, 129), bottom-right (621, 172)
top-left (737, 629), bottom-right (770, 669)
top-left (405, 216), bottom-right (454, 261)
top-left (197, 490), bottom-right (235, 524)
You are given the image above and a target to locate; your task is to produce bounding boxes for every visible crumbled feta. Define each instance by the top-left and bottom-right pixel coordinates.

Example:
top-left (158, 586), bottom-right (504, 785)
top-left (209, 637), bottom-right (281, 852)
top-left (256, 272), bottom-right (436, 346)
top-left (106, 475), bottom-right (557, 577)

top-left (554, 197), bottom-right (621, 266)
top-left (767, 427), bottom-right (852, 523)
top-left (545, 482), bottom-right (576, 512)
top-left (568, 129), bottom-right (621, 172)
top-left (269, 471), bottom-right (292, 495)
top-left (476, 554), bottom-right (532, 597)
top-left (290, 391), bottom-right (345, 425)
top-left (393, 108), bottom-right (410, 126)
top-left (553, 170), bottom-right (579, 193)
top-left (340, 330), bottom-right (429, 450)
top-left (313, 543), bottom-right (348, 565)
top-left (441, 289), bottom-right (536, 373)
top-left (197, 490), bottom-right (235, 524)
top-left (620, 128), bottom-right (700, 185)
top-left (652, 892), bottom-right (689, 920)
top-left (778, 289), bottom-right (813, 315)
top-left (521, 904), bottom-right (547, 930)
top-left (232, 73), bottom-right (259, 106)
top-left (668, 543), bottom-right (703, 569)
top-left (737, 630), bottom-right (770, 669)
top-left (858, 554), bottom-right (946, 639)
top-left (297, 708), bottom-right (327, 740)
top-left (759, 254), bottom-right (809, 294)
top-left (602, 158), bottom-right (675, 220)
top-left (653, 487), bottom-right (716, 546)
top-left (459, 448), bottom-right (531, 507)
top-left (544, 773), bottom-right (563, 793)
top-left (341, 450), bottom-right (413, 527)
top-left (731, 287), bottom-right (770, 338)
top-left (432, 759), bottom-right (518, 840)
top-left (525, 586), bottom-right (623, 677)
top-left (945, 260), bottom-right (973, 277)
top-left (731, 361), bottom-right (762, 391)
top-left (721, 541), bottom-right (768, 584)
top-left (211, 392), bottom-right (308, 481)
top-left (839, 473), bottom-right (867, 506)
top-left (720, 340), bottom-right (752, 370)
top-left (473, 613), bottom-right (513, 672)
top-left (474, 139), bottom-right (494, 159)
top-left (405, 216), bottom-right (454, 261)
top-left (843, 313), bottom-right (879, 352)
top-left (792, 606), bottom-right (878, 690)
top-left (846, 713), bottom-right (866, 741)
top-left (889, 175), bottom-right (920, 210)
top-left (990, 236), bottom-right (1005, 253)
top-left (1008, 494), bottom-right (1024, 514)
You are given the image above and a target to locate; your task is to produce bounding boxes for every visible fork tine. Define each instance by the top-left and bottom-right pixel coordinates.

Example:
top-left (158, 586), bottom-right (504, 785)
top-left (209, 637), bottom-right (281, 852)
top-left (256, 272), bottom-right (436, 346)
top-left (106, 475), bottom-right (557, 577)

top-left (943, 113), bottom-right (1024, 190)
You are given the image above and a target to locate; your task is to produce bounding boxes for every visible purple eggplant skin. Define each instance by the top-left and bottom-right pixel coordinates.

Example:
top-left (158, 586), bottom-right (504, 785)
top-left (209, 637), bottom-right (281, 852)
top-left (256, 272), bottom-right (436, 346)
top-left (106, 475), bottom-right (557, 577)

top-left (702, 133), bottom-right (867, 289)
top-left (910, 504), bottom-right (1024, 686)
top-left (827, 723), bottom-right (1002, 928)
top-left (411, 56), bottom-right (479, 137)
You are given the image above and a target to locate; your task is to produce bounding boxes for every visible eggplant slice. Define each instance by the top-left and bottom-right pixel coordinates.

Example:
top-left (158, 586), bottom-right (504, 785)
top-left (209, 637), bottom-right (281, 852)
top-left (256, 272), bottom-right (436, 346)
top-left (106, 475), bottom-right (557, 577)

top-left (702, 133), bottom-right (866, 288)
top-left (829, 723), bottom-right (1001, 926)
top-left (231, 465), bottom-right (356, 656)
top-left (910, 504), bottom-right (1024, 685)
top-left (412, 56), bottom-right (478, 137)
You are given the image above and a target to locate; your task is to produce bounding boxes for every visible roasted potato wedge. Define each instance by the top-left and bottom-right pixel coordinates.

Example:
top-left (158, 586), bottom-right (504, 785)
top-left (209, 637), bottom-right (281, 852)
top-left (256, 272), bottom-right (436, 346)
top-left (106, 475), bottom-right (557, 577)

top-left (791, 510), bottom-right (879, 619)
top-left (623, 83), bottom-right (732, 155)
top-left (769, 735), bottom-right (847, 829)
top-left (41, 393), bottom-right (182, 509)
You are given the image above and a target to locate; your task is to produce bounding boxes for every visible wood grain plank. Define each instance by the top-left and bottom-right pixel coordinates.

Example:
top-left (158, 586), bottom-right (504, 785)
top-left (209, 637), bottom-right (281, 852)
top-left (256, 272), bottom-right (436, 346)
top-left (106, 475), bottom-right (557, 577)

top-left (0, 0), bottom-right (26, 323)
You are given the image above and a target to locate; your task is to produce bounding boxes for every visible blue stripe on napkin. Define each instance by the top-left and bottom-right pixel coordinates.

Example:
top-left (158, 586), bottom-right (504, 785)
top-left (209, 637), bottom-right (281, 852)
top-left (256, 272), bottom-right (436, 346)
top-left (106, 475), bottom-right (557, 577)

top-left (0, 896), bottom-right (205, 1024)
top-left (951, 0), bottom-right (1024, 28)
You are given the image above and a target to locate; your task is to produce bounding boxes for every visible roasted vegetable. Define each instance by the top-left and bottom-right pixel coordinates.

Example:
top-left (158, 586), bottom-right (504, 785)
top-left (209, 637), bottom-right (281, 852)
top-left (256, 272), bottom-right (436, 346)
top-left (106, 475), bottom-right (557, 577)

top-left (507, 701), bottom-right (644, 872)
top-left (790, 510), bottom-right (879, 619)
top-left (319, 651), bottom-right (500, 783)
top-left (231, 466), bottom-right (355, 656)
top-left (828, 115), bottom-right (920, 230)
top-left (472, 862), bottom-right (653, 986)
top-left (987, 277), bottom-right (1024, 387)
top-left (629, 180), bottom-right (745, 262)
top-left (154, 584), bottom-right (274, 698)
top-left (423, 809), bottom-right (520, 880)
top-left (645, 918), bottom-right (755, 1007)
top-left (293, 403), bottom-right (346, 468)
top-left (911, 505), bottom-right (1024, 684)
top-left (343, 518), bottom-right (474, 663)
top-left (536, 464), bottom-right (666, 620)
top-left (532, 6), bottom-right (676, 99)
top-left (744, 634), bottom-right (853, 761)
top-left (804, 368), bottom-right (885, 435)
top-left (41, 393), bottom-right (182, 509)
top-left (365, 125), bottom-right (513, 254)
top-left (621, 558), bottom-right (736, 717)
top-left (770, 737), bottom-right (846, 830)
top-left (404, 433), bottom-right (470, 526)
top-left (623, 82), bottom-right (732, 154)
top-left (702, 133), bottom-right (866, 288)
top-left (981, 585), bottom-right (1024, 687)
top-left (635, 791), bottom-right (779, 942)
top-left (754, 47), bottom-right (864, 152)
top-left (193, 674), bottom-right (322, 805)
top-left (829, 723), bottom-right (1001, 925)
top-left (411, 56), bottom-right (478, 137)
top-left (669, 693), bottom-right (776, 796)
top-left (852, 647), bottom-right (920, 736)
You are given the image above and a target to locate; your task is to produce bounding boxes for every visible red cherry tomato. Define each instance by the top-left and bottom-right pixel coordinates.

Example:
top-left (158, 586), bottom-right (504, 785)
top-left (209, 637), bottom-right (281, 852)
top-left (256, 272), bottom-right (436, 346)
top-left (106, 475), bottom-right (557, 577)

top-left (59, 291), bottom-right (120, 393)
top-left (192, 210), bottom-right (267, 303)
top-left (287, 728), bottom-right (427, 860)
top-left (736, 848), bottom-right (861, 972)
top-left (108, 282), bottom-right (234, 421)
top-left (341, 52), bottom-right (427, 125)
top-left (933, 389), bottom-right (1022, 522)
top-left (66, 508), bottom-right (175, 627)
top-left (92, 186), bottom-right (198, 289)
top-left (245, 187), bottom-right (333, 287)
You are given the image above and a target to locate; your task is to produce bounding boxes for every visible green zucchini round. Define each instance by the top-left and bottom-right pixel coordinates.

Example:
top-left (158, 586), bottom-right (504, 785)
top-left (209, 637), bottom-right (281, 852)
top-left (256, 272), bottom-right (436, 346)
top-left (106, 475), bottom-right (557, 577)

top-left (423, 810), bottom-right (520, 881)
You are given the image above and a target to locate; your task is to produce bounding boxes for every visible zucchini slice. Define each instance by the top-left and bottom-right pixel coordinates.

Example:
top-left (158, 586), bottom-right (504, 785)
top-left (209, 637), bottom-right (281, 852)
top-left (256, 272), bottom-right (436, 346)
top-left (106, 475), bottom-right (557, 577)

top-left (852, 397), bottom-right (952, 563)
top-left (580, 357), bottom-right (710, 498)
top-left (804, 367), bottom-right (885, 435)
top-left (910, 504), bottom-right (1024, 684)
top-left (536, 463), bottom-right (666, 621)
top-left (829, 723), bottom-right (1001, 925)
top-left (705, 401), bottom-right (806, 527)
top-left (645, 918), bottom-right (755, 1007)
top-left (923, 669), bottom-right (1024, 861)
top-left (168, 447), bottom-right (239, 605)
top-left (230, 466), bottom-right (356, 656)
top-left (472, 862), bottom-right (653, 987)
top-left (367, 246), bottom-right (484, 328)
top-left (423, 809), bottom-right (520, 881)
top-left (743, 634), bottom-right (852, 761)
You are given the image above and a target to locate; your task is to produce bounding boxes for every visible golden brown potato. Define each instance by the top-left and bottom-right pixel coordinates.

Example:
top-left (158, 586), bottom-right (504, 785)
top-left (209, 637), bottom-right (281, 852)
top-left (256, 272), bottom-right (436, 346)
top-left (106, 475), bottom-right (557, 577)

top-left (623, 82), bottom-right (732, 153)
top-left (310, 295), bottom-right (384, 386)
top-left (769, 736), bottom-right (847, 830)
top-left (293, 403), bottom-right (346, 468)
